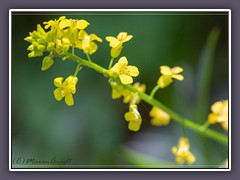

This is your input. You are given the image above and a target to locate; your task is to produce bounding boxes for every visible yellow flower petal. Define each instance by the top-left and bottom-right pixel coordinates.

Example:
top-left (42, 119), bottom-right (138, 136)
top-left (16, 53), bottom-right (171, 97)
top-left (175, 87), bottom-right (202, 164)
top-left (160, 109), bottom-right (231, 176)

top-left (157, 75), bottom-right (173, 88)
top-left (128, 121), bottom-right (141, 132)
top-left (176, 157), bottom-right (185, 165)
top-left (186, 152), bottom-right (196, 165)
top-left (150, 107), bottom-right (171, 126)
top-left (117, 32), bottom-right (128, 41)
top-left (172, 66), bottom-right (183, 74)
top-left (124, 112), bottom-right (137, 122)
top-left (90, 34), bottom-right (102, 42)
top-left (127, 66), bottom-right (139, 77)
top-left (119, 74), bottom-right (133, 84)
top-left (208, 113), bottom-right (218, 124)
top-left (117, 32), bottom-right (133, 43)
top-left (75, 19), bottom-right (89, 29)
top-left (172, 74), bottom-right (184, 81)
top-left (110, 45), bottom-right (123, 58)
top-left (123, 35), bottom-right (133, 43)
top-left (160, 66), bottom-right (172, 75)
top-left (65, 93), bottom-right (74, 106)
top-left (78, 30), bottom-right (88, 39)
top-left (59, 19), bottom-right (72, 29)
top-left (110, 62), bottom-right (122, 75)
top-left (112, 88), bottom-right (122, 99)
top-left (172, 146), bottom-right (177, 154)
top-left (54, 88), bottom-right (64, 101)
top-left (211, 101), bottom-right (224, 113)
top-left (118, 56), bottom-right (128, 66)
top-left (221, 120), bottom-right (228, 131)
top-left (105, 36), bottom-right (115, 42)
top-left (54, 77), bottom-right (63, 87)
top-left (106, 36), bottom-right (121, 47)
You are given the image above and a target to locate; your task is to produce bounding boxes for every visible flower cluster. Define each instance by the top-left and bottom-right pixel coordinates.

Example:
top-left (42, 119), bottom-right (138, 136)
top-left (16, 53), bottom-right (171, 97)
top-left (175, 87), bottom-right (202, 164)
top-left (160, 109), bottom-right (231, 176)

top-left (25, 16), bottom-right (102, 71)
top-left (208, 99), bottom-right (228, 131)
top-left (25, 16), bottom-right (103, 106)
top-left (172, 137), bottom-right (196, 165)
top-left (24, 17), bottom-right (230, 167)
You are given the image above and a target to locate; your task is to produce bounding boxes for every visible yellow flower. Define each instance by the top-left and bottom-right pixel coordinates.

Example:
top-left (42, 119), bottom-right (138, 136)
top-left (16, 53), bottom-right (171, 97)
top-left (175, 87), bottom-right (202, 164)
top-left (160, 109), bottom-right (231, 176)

top-left (59, 19), bottom-right (89, 30)
top-left (122, 82), bottom-right (146, 104)
top-left (172, 137), bottom-right (196, 165)
top-left (76, 30), bottom-right (102, 55)
top-left (106, 32), bottom-right (133, 58)
top-left (43, 16), bottom-right (66, 29)
top-left (124, 104), bottom-right (142, 132)
top-left (110, 56), bottom-right (139, 84)
top-left (109, 81), bottom-right (125, 99)
top-left (53, 76), bottom-right (78, 106)
top-left (208, 100), bottom-right (228, 131)
top-left (157, 66), bottom-right (184, 88)
top-left (149, 106), bottom-right (171, 126)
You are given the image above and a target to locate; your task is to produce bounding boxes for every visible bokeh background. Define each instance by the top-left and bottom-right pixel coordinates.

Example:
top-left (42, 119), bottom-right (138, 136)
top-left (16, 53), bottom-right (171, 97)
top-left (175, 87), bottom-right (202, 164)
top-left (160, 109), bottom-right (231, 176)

top-left (11, 11), bottom-right (229, 168)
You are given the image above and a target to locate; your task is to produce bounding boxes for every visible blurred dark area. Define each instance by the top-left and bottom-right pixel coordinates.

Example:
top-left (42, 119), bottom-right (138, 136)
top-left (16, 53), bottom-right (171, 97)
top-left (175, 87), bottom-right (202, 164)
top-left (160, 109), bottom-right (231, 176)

top-left (11, 11), bottom-right (228, 168)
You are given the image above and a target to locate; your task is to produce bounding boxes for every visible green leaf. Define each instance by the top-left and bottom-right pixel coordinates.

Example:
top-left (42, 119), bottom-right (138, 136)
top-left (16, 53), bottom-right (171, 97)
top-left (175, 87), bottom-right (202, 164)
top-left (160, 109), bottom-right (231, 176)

top-left (195, 27), bottom-right (220, 123)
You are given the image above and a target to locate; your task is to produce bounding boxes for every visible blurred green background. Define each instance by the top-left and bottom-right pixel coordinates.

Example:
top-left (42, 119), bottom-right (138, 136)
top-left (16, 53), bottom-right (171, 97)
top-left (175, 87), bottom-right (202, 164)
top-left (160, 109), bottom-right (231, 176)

top-left (11, 11), bottom-right (229, 168)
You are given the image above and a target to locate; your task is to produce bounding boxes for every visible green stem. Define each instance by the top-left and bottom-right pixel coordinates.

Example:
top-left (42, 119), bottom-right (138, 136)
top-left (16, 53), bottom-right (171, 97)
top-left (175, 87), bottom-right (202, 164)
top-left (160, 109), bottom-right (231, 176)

top-left (108, 57), bottom-right (114, 70)
top-left (131, 93), bottom-right (139, 105)
top-left (74, 63), bottom-right (82, 77)
top-left (200, 121), bottom-right (210, 132)
top-left (62, 51), bottom-right (228, 145)
top-left (150, 85), bottom-right (160, 98)
top-left (86, 53), bottom-right (92, 62)
top-left (72, 46), bottom-right (75, 55)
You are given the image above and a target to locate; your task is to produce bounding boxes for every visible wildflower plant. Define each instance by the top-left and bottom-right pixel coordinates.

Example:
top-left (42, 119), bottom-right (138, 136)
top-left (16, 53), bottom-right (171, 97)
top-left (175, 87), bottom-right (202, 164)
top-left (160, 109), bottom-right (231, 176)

top-left (24, 16), bottom-right (229, 167)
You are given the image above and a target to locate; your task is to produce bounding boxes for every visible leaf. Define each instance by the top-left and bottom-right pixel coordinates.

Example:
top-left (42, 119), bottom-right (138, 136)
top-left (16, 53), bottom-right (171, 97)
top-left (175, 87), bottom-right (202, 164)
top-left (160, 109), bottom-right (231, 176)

top-left (195, 27), bottom-right (220, 123)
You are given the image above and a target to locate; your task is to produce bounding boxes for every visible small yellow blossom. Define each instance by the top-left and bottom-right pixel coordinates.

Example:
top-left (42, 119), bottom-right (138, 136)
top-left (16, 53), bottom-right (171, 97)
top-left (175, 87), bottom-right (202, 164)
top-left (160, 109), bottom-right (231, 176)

top-left (110, 56), bottom-right (139, 85)
top-left (158, 66), bottom-right (184, 88)
top-left (53, 76), bottom-right (78, 106)
top-left (109, 81), bottom-right (125, 99)
top-left (122, 82), bottom-right (146, 104)
top-left (59, 19), bottom-right (89, 30)
top-left (124, 104), bottom-right (142, 132)
top-left (149, 106), bottom-right (171, 126)
top-left (208, 100), bottom-right (228, 131)
top-left (43, 16), bottom-right (66, 29)
top-left (76, 30), bottom-right (102, 55)
top-left (106, 32), bottom-right (133, 58)
top-left (172, 137), bottom-right (196, 165)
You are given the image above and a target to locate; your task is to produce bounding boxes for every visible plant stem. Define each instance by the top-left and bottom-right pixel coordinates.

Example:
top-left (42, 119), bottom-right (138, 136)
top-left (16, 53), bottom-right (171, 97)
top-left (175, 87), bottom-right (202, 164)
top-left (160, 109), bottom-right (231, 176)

top-left (74, 63), bottom-right (82, 77)
top-left (108, 57), bottom-right (114, 70)
top-left (63, 51), bottom-right (228, 145)
top-left (72, 46), bottom-right (75, 55)
top-left (86, 53), bottom-right (92, 62)
top-left (150, 85), bottom-right (160, 98)
top-left (200, 121), bottom-right (210, 132)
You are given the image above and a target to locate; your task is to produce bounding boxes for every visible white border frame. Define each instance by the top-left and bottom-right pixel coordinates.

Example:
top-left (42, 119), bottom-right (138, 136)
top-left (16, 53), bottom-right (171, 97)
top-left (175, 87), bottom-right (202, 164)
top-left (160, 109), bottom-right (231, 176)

top-left (9, 9), bottom-right (231, 171)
